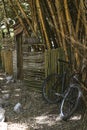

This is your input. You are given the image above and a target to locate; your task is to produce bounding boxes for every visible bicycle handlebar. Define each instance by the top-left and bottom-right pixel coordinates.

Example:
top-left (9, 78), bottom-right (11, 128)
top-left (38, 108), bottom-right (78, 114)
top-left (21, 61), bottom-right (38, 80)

top-left (58, 58), bottom-right (71, 64)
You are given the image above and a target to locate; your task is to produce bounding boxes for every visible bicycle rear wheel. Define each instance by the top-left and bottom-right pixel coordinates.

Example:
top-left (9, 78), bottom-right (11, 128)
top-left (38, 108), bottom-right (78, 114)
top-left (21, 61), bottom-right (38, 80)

top-left (60, 84), bottom-right (82, 120)
top-left (42, 73), bottom-right (62, 104)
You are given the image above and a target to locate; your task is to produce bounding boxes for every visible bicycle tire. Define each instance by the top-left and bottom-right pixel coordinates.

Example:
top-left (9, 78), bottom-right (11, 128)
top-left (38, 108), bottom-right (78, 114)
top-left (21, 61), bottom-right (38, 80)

top-left (42, 73), bottom-right (62, 104)
top-left (60, 84), bottom-right (82, 121)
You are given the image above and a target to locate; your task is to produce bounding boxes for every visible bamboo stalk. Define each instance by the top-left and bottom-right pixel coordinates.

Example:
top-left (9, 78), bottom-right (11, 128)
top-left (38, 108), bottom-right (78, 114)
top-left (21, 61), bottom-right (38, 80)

top-left (15, 0), bottom-right (36, 36)
top-left (64, 0), bottom-right (80, 67)
top-left (36, 0), bottom-right (51, 49)
top-left (8, 0), bottom-right (29, 36)
top-left (31, 0), bottom-right (37, 32)
top-left (80, 0), bottom-right (87, 36)
top-left (2, 0), bottom-right (10, 35)
top-left (46, 0), bottom-right (62, 47)
top-left (40, 0), bottom-right (58, 48)
top-left (76, 1), bottom-right (81, 35)
top-left (55, 0), bottom-right (69, 60)
top-left (75, 0), bottom-right (87, 46)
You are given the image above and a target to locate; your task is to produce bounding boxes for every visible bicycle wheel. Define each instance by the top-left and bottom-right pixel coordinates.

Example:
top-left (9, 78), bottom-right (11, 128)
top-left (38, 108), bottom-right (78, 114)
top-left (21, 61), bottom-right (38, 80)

top-left (42, 73), bottom-right (62, 104)
top-left (60, 84), bottom-right (82, 120)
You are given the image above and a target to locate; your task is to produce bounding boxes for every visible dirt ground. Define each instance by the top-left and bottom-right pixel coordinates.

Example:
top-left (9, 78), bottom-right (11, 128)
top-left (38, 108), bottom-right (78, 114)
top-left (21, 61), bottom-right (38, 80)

top-left (0, 69), bottom-right (87, 130)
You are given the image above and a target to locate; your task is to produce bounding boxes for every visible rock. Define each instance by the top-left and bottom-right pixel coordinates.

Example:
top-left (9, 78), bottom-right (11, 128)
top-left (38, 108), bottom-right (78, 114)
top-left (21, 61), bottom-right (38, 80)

top-left (6, 75), bottom-right (13, 81)
top-left (14, 103), bottom-right (22, 113)
top-left (0, 107), bottom-right (5, 122)
top-left (5, 75), bottom-right (13, 84)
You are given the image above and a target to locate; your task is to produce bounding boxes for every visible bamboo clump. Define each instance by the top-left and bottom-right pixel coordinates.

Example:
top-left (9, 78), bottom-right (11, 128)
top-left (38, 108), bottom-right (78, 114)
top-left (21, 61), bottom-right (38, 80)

top-left (1, 0), bottom-right (87, 85)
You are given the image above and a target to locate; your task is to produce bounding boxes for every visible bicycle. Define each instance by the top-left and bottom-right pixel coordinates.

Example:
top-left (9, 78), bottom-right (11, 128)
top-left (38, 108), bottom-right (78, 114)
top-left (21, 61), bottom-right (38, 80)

top-left (42, 59), bottom-right (83, 120)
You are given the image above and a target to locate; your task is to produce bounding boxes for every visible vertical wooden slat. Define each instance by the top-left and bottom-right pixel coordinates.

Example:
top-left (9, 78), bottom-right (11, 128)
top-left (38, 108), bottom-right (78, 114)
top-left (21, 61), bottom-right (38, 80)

top-left (45, 48), bottom-right (64, 77)
top-left (4, 50), bottom-right (13, 75)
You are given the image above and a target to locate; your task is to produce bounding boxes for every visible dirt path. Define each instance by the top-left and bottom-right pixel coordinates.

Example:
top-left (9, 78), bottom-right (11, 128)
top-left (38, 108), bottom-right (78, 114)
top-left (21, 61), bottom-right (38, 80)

top-left (0, 70), bottom-right (87, 130)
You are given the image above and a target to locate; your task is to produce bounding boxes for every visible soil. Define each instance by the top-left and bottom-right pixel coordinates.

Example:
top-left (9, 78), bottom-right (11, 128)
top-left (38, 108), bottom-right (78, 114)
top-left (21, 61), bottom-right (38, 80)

top-left (0, 69), bottom-right (87, 130)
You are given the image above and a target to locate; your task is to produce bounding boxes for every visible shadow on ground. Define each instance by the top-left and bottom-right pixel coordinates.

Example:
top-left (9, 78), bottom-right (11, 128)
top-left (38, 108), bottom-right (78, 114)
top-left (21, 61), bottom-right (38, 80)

top-left (0, 70), bottom-right (87, 130)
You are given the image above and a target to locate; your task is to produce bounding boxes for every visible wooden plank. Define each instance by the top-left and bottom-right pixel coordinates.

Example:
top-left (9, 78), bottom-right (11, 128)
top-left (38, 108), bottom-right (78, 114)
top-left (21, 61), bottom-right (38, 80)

top-left (4, 50), bottom-right (13, 75)
top-left (45, 48), bottom-right (60, 77)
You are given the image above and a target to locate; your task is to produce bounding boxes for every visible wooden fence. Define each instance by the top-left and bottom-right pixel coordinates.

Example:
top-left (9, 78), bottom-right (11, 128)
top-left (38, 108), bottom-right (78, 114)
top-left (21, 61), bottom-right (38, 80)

top-left (1, 41), bottom-right (66, 92)
top-left (23, 47), bottom-right (65, 91)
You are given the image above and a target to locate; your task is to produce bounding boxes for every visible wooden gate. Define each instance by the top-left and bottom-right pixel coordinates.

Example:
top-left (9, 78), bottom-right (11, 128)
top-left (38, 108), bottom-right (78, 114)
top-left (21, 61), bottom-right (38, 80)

top-left (23, 44), bottom-right (45, 92)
